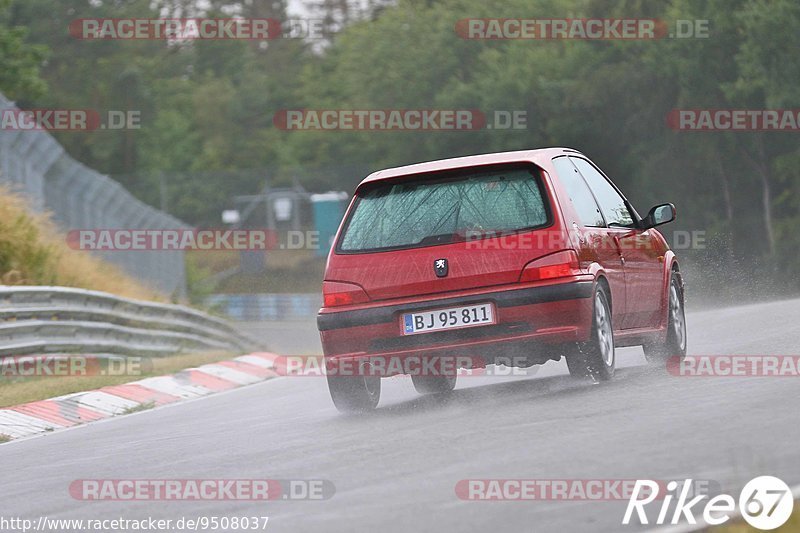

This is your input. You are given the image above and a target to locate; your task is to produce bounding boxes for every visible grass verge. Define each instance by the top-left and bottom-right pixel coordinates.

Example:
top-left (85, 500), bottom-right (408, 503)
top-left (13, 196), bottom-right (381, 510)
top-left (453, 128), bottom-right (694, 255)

top-left (0, 185), bottom-right (160, 301)
top-left (0, 351), bottom-right (238, 408)
top-left (122, 401), bottom-right (156, 415)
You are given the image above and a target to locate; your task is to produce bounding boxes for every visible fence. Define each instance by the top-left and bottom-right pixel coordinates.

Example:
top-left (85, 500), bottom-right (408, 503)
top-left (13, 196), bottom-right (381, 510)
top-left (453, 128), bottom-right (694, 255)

top-left (0, 92), bottom-right (188, 297)
top-left (0, 286), bottom-right (258, 358)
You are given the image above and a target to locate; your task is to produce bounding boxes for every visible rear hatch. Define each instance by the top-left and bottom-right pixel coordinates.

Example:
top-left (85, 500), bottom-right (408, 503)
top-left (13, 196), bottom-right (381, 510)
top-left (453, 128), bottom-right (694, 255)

top-left (326, 164), bottom-right (567, 302)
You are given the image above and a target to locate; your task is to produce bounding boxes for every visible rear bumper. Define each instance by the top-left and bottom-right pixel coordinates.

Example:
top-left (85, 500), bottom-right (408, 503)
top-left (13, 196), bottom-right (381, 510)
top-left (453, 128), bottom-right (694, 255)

top-left (318, 279), bottom-right (595, 368)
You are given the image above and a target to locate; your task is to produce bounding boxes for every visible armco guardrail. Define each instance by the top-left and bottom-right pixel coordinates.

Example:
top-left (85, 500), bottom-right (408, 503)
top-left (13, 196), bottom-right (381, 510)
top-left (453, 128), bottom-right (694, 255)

top-left (0, 286), bottom-right (259, 358)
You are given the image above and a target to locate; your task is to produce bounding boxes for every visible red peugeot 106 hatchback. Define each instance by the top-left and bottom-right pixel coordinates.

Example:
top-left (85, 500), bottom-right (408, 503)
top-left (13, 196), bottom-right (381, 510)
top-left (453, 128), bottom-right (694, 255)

top-left (318, 148), bottom-right (686, 412)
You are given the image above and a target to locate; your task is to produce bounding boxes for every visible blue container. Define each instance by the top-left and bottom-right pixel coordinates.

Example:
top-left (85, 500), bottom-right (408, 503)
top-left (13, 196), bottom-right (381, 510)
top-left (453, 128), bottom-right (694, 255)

top-left (311, 192), bottom-right (349, 258)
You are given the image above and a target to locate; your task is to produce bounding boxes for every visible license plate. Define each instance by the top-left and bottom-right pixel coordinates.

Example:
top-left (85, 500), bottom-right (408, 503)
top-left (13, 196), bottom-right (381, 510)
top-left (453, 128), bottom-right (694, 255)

top-left (402, 303), bottom-right (495, 335)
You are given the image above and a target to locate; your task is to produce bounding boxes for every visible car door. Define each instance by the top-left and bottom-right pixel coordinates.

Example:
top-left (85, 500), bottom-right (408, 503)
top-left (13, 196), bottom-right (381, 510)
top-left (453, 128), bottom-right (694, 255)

top-left (551, 156), bottom-right (627, 331)
top-left (569, 157), bottom-right (663, 330)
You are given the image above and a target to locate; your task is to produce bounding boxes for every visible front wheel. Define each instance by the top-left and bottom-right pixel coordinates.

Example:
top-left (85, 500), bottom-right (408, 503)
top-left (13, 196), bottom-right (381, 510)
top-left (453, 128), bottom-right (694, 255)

top-left (644, 272), bottom-right (687, 364)
top-left (566, 284), bottom-right (615, 381)
top-left (327, 372), bottom-right (381, 413)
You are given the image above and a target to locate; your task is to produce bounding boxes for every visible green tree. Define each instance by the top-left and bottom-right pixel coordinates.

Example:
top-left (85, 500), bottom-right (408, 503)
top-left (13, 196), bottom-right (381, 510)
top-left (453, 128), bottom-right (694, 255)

top-left (0, 0), bottom-right (47, 100)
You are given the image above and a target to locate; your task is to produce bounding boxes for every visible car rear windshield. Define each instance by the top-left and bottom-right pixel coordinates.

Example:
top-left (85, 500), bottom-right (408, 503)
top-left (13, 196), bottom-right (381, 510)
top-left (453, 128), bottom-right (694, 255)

top-left (337, 166), bottom-right (550, 253)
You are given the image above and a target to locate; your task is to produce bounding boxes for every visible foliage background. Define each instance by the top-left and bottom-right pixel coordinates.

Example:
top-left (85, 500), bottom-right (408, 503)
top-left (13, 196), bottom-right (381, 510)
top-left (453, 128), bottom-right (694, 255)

top-left (1, 0), bottom-right (798, 297)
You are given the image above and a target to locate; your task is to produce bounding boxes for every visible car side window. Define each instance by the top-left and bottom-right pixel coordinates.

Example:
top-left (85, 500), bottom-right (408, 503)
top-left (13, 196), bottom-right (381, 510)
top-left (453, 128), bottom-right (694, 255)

top-left (569, 157), bottom-right (634, 227)
top-left (552, 156), bottom-right (604, 227)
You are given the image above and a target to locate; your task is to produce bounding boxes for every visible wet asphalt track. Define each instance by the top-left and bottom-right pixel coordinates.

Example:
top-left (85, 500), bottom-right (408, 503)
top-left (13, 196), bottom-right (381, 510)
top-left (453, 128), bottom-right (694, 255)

top-left (1, 298), bottom-right (799, 532)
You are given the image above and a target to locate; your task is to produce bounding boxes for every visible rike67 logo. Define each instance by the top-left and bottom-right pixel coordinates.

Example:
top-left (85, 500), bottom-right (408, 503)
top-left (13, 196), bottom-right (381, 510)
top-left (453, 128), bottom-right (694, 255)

top-left (623, 476), bottom-right (794, 530)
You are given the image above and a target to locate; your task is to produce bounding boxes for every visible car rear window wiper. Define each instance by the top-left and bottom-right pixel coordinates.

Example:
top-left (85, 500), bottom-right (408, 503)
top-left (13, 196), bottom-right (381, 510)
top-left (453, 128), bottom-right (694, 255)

top-left (417, 233), bottom-right (464, 246)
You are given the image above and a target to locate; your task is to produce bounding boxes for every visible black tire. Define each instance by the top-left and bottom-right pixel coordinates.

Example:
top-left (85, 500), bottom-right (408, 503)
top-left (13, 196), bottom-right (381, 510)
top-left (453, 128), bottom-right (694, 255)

top-left (566, 283), bottom-right (615, 381)
top-left (327, 372), bottom-right (380, 413)
top-left (644, 271), bottom-right (687, 364)
top-left (411, 373), bottom-right (457, 395)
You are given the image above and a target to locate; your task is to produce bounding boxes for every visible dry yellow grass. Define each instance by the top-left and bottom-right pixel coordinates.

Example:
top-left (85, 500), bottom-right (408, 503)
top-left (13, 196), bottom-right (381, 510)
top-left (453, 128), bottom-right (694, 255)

top-left (0, 187), bottom-right (245, 411)
top-left (0, 184), bottom-right (160, 301)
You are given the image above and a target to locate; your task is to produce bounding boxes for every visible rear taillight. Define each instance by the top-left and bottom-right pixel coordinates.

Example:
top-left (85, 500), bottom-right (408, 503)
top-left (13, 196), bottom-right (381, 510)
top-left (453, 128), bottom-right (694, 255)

top-left (322, 281), bottom-right (370, 307)
top-left (519, 250), bottom-right (581, 282)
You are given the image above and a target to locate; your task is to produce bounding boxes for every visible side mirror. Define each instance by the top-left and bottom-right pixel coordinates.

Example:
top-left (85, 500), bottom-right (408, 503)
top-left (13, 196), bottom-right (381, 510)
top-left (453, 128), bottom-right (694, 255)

top-left (642, 203), bottom-right (676, 229)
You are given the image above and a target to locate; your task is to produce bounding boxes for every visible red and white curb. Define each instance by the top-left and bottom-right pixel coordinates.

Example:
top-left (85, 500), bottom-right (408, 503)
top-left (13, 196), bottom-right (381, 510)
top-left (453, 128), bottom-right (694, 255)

top-left (0, 352), bottom-right (280, 441)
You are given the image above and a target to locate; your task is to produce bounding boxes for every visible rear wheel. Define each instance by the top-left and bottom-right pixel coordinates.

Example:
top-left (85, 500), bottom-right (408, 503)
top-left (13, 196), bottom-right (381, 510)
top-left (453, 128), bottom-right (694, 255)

top-left (644, 272), bottom-right (687, 364)
top-left (566, 284), bottom-right (615, 381)
top-left (411, 373), bottom-right (457, 395)
top-left (327, 372), bottom-right (381, 413)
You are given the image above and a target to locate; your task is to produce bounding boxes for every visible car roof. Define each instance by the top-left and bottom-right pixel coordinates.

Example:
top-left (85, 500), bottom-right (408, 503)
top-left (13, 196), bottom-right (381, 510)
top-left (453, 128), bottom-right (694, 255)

top-left (357, 147), bottom-right (584, 187)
